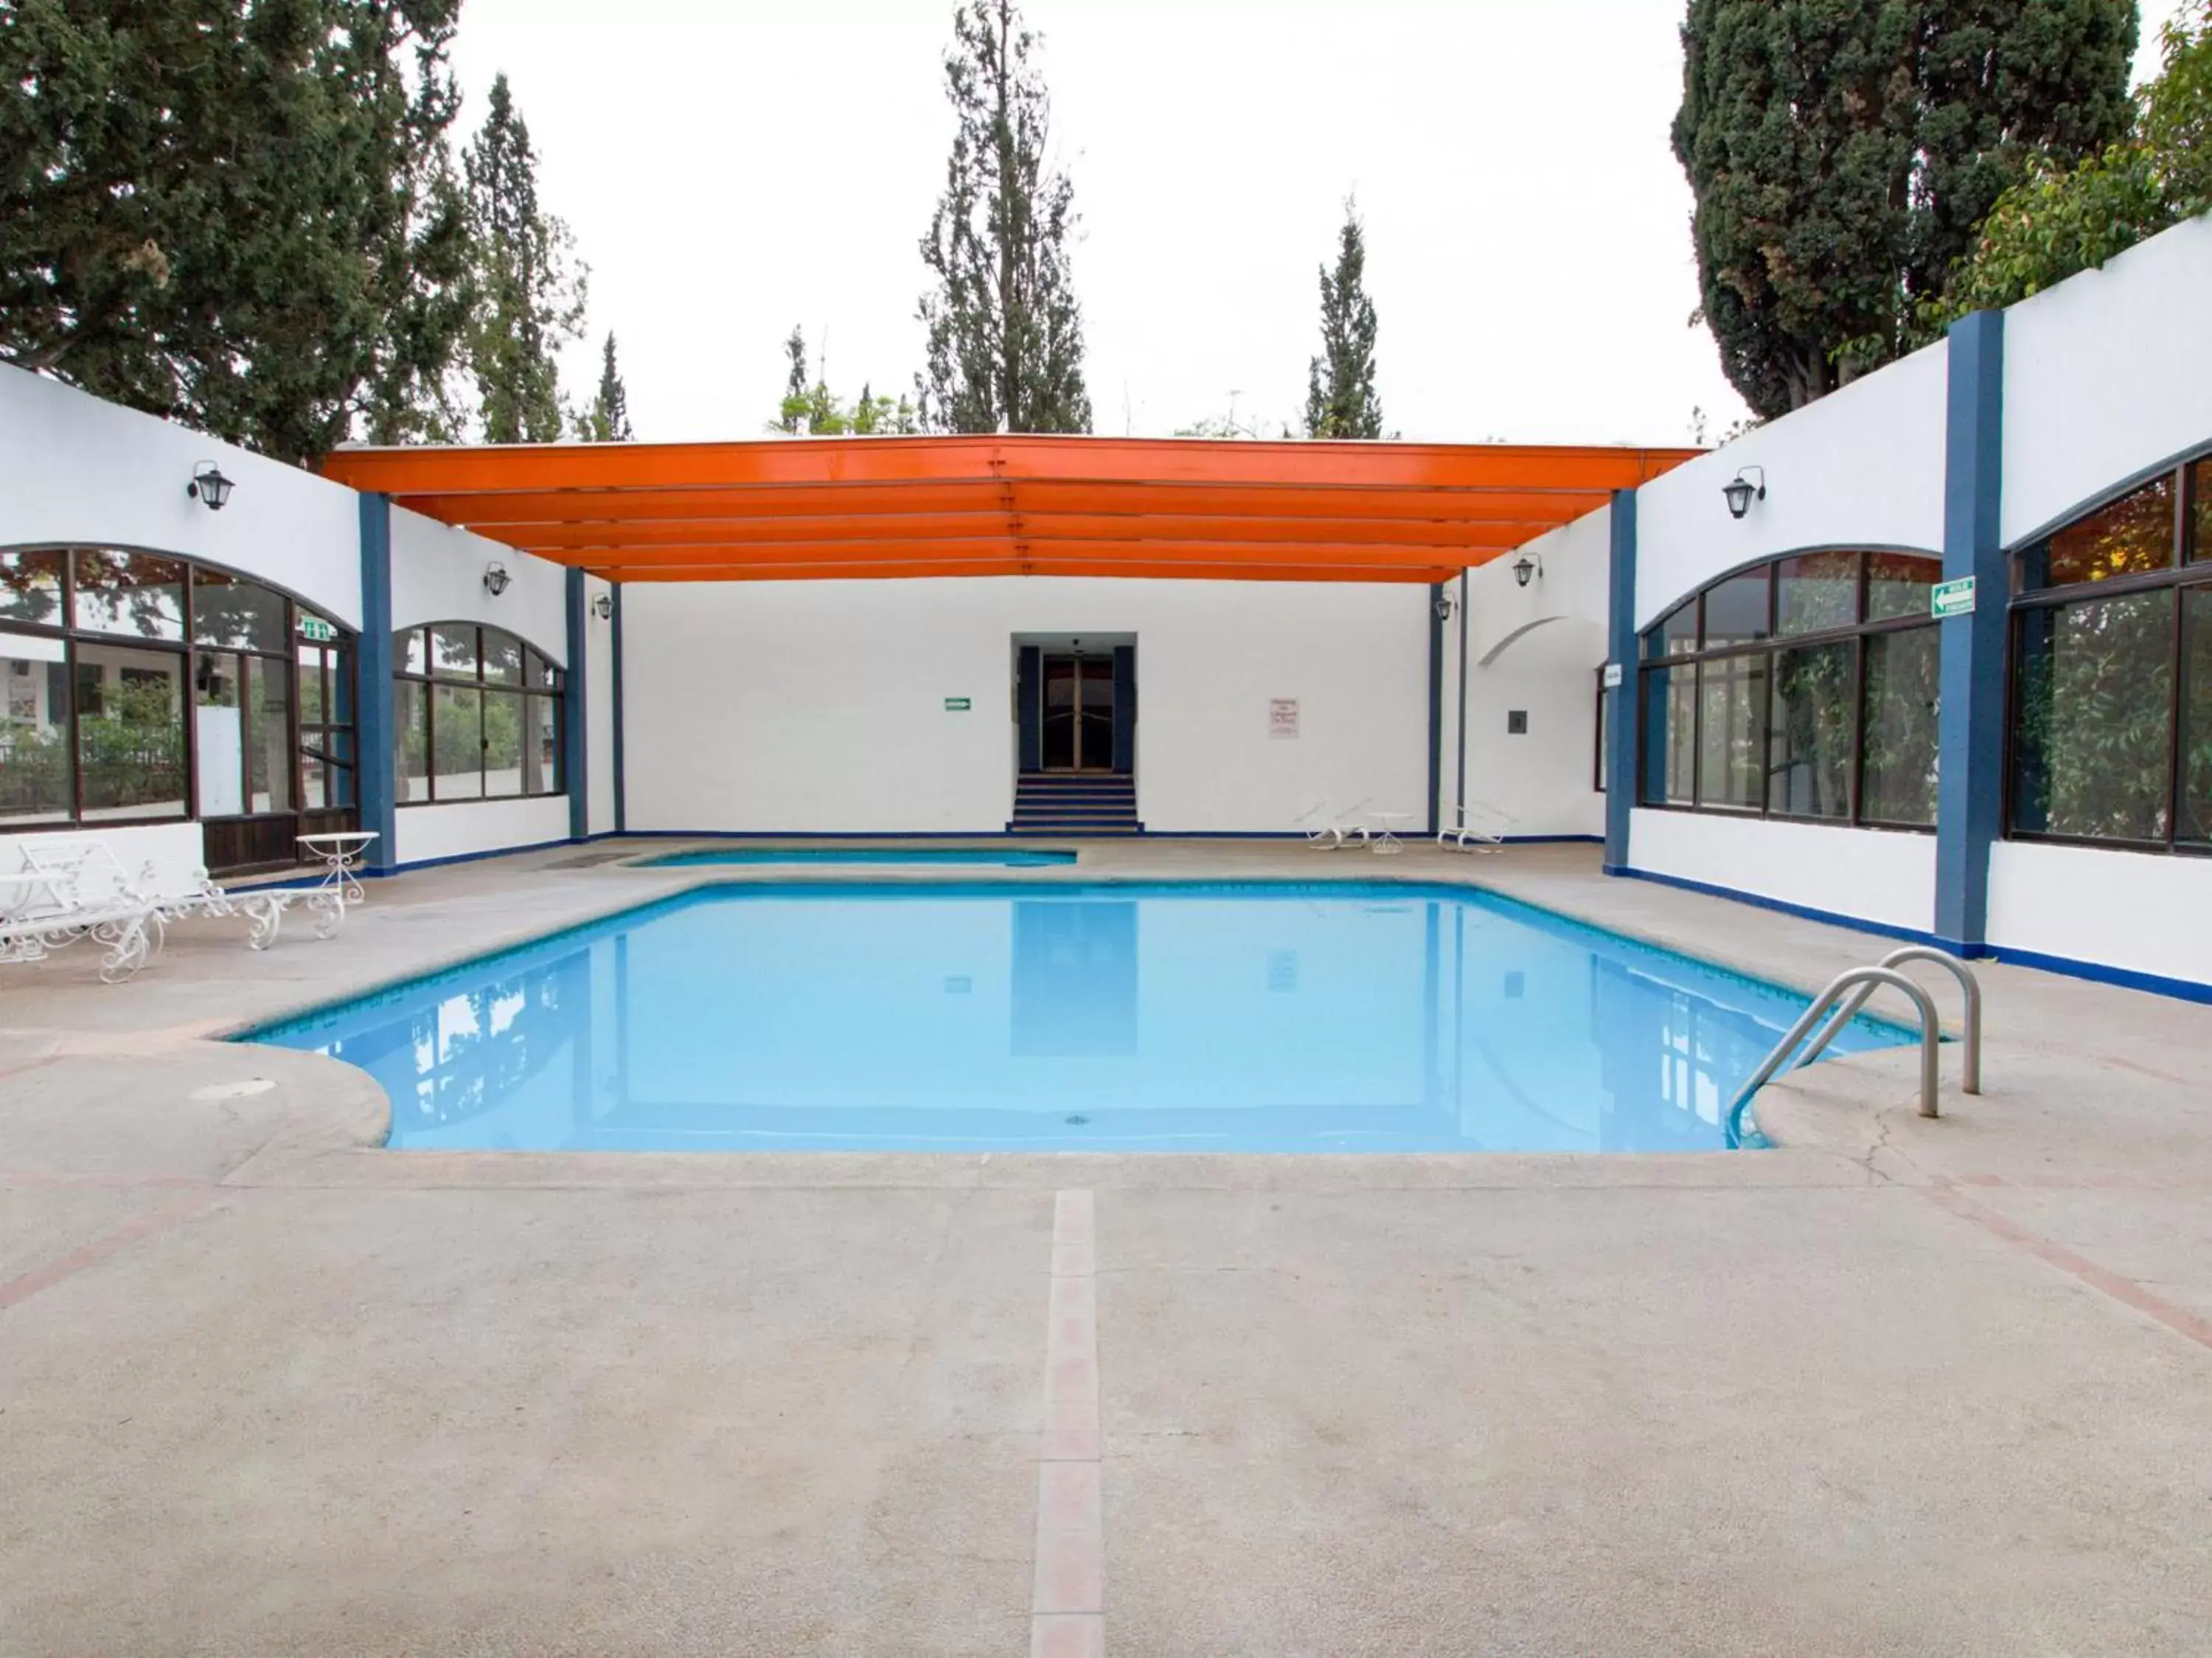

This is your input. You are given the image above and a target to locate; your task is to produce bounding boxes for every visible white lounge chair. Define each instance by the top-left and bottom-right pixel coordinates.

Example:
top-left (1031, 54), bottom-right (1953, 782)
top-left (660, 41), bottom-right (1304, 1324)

top-left (1439, 800), bottom-right (1515, 853)
top-left (0, 856), bottom-right (166, 982)
top-left (1295, 799), bottom-right (1372, 850)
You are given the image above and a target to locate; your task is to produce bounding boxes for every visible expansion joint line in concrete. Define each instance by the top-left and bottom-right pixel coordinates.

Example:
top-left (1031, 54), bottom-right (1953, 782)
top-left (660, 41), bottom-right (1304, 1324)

top-left (1032, 1188), bottom-right (1104, 1657)
top-left (0, 1187), bottom-right (220, 1314)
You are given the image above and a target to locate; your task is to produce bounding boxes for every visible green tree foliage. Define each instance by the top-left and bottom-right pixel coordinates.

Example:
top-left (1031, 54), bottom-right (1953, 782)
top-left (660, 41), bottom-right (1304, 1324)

top-left (774, 327), bottom-right (919, 435)
top-left (0, 0), bottom-right (473, 462)
top-left (1672, 0), bottom-right (2138, 417)
top-left (1304, 201), bottom-right (1384, 439)
top-left (1932, 1), bottom-right (2212, 324)
top-left (916, 0), bottom-right (1090, 434)
top-left (462, 73), bottom-right (586, 443)
top-left (580, 330), bottom-right (633, 441)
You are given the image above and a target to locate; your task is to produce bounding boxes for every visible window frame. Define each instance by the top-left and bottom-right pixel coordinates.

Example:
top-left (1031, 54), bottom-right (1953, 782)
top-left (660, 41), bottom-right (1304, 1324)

top-left (2004, 450), bottom-right (2212, 858)
top-left (1635, 547), bottom-right (1944, 834)
top-left (0, 544), bottom-right (352, 831)
top-left (391, 622), bottom-right (566, 805)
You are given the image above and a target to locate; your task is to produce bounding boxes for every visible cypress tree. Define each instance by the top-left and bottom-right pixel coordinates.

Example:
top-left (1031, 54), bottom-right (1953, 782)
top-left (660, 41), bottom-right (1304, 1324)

top-left (583, 331), bottom-right (633, 441)
top-left (1304, 201), bottom-right (1384, 440)
top-left (462, 74), bottom-right (587, 443)
top-left (1673, 0), bottom-right (2137, 417)
top-left (779, 327), bottom-right (809, 434)
top-left (916, 0), bottom-right (1091, 434)
top-left (0, 0), bottom-right (472, 462)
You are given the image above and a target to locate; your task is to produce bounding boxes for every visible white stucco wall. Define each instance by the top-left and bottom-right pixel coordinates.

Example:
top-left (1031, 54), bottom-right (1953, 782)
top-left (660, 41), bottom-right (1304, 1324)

top-left (1633, 340), bottom-right (1949, 629)
top-left (621, 576), bottom-right (1431, 834)
top-left (1986, 841), bottom-right (2212, 988)
top-left (393, 797), bottom-right (572, 867)
top-left (1, 364), bottom-right (361, 625)
top-left (0, 822), bottom-right (210, 898)
top-left (1630, 811), bottom-right (1938, 936)
top-left (389, 506), bottom-right (568, 666)
top-left (2002, 215), bottom-right (2212, 545)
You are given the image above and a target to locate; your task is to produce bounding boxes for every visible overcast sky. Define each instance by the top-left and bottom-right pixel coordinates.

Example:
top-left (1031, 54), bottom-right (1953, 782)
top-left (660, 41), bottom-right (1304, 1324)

top-left (448, 0), bottom-right (2188, 449)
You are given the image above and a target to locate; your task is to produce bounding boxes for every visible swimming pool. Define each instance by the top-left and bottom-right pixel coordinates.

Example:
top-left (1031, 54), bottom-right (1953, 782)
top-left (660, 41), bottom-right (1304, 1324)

top-left (240, 882), bottom-right (1910, 1154)
top-left (634, 847), bottom-right (1078, 868)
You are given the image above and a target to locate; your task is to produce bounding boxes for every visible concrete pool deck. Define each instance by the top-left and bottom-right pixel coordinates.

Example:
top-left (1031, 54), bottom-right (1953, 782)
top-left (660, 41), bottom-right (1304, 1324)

top-left (2, 839), bottom-right (2209, 1655)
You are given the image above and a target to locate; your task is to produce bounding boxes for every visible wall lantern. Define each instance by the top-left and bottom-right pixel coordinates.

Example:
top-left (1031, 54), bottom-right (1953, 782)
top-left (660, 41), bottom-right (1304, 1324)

top-left (1433, 592), bottom-right (1456, 621)
top-left (483, 560), bottom-right (511, 598)
top-left (1722, 465), bottom-right (1767, 520)
top-left (187, 462), bottom-right (234, 510)
top-left (1512, 552), bottom-right (1543, 589)
top-left (592, 593), bottom-right (613, 621)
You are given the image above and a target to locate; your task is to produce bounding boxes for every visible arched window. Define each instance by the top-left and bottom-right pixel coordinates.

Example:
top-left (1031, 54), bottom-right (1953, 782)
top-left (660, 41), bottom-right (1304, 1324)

top-left (2008, 450), bottom-right (2212, 850)
top-left (392, 624), bottom-right (564, 804)
top-left (0, 547), bottom-right (354, 852)
top-left (1638, 549), bottom-right (1943, 828)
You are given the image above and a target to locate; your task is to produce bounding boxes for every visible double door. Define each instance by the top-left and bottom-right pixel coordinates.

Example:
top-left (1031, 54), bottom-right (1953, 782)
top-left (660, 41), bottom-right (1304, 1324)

top-left (1040, 654), bottom-right (1118, 772)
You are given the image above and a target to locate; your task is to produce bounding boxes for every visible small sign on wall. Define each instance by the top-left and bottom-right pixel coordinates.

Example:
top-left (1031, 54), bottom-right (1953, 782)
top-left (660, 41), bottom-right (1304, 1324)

top-left (1931, 576), bottom-right (1976, 619)
top-left (1601, 662), bottom-right (1624, 689)
top-left (944, 696), bottom-right (972, 712)
top-left (1268, 698), bottom-right (1300, 739)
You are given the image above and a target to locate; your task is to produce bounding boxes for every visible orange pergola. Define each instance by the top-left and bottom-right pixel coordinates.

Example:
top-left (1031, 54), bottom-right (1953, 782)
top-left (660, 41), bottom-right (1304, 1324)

top-left (319, 434), bottom-right (1698, 585)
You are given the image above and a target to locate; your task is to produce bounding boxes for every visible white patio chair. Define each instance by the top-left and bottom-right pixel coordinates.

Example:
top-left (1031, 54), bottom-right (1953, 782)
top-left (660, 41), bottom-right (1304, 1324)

top-left (1439, 800), bottom-right (1515, 854)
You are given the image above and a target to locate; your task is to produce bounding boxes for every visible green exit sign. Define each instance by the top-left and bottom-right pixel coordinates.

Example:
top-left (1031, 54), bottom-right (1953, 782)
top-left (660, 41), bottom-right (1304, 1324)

top-left (944, 696), bottom-right (972, 712)
top-left (298, 616), bottom-right (336, 642)
top-left (1931, 576), bottom-right (1976, 619)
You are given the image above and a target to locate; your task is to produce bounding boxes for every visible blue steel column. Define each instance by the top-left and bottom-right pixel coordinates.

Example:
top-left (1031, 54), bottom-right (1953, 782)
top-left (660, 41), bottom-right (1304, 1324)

top-left (610, 583), bottom-right (627, 834)
top-left (1602, 488), bottom-right (1638, 873)
top-left (1426, 581), bottom-right (1445, 835)
top-left (565, 568), bottom-right (590, 842)
top-left (1933, 310), bottom-right (2006, 953)
top-left (355, 492), bottom-right (397, 874)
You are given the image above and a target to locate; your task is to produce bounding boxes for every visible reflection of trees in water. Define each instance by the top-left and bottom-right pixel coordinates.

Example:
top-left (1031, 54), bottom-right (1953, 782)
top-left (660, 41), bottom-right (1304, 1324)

top-left (397, 960), bottom-right (577, 1129)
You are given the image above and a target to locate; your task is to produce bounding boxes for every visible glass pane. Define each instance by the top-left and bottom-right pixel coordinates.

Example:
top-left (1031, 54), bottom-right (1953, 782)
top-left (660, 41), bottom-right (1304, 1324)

top-left (2194, 460), bottom-right (2212, 564)
top-left (524, 646), bottom-right (557, 689)
top-left (192, 651), bottom-right (245, 816)
top-left (394, 681), bottom-right (431, 803)
top-left (330, 645), bottom-right (355, 724)
top-left (192, 566), bottom-right (287, 652)
top-left (296, 645), bottom-right (325, 725)
top-left (1861, 628), bottom-right (1941, 825)
top-left (75, 642), bottom-right (187, 818)
top-left (1701, 568), bottom-right (1770, 649)
top-left (2024, 473), bottom-right (2177, 589)
top-left (2179, 589), bottom-right (2212, 843)
top-left (1694, 653), bottom-right (1767, 810)
top-left (482, 629), bottom-right (522, 685)
top-left (330, 758), bottom-right (356, 807)
top-left (300, 750), bottom-right (327, 811)
top-left (2011, 592), bottom-right (2174, 841)
top-left (524, 694), bottom-right (560, 794)
top-left (1639, 665), bottom-right (1695, 805)
top-left (0, 628), bottom-right (72, 822)
top-left (432, 684), bottom-right (483, 799)
top-left (1866, 552), bottom-right (1941, 622)
top-left (1648, 603), bottom-right (1698, 659)
top-left (399, 628), bottom-right (428, 676)
top-left (1775, 551), bottom-right (1860, 636)
top-left (483, 689), bottom-right (523, 797)
top-left (248, 654), bottom-right (292, 812)
top-left (431, 624), bottom-right (479, 680)
top-left (72, 550), bottom-right (185, 640)
top-left (0, 549), bottom-right (67, 628)
top-left (1767, 640), bottom-right (1855, 818)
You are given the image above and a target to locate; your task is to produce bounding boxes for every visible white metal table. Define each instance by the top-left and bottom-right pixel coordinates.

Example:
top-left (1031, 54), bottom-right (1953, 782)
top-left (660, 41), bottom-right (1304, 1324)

top-left (1367, 811), bottom-right (1413, 855)
top-left (297, 831), bottom-right (378, 914)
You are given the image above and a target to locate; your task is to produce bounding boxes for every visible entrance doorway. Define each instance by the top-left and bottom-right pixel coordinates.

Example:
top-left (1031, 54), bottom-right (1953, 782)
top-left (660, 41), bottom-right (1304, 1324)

top-left (1040, 653), bottom-right (1116, 772)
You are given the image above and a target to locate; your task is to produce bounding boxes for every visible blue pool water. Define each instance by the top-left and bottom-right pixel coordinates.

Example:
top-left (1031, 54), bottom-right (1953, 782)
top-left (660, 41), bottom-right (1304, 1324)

top-left (240, 883), bottom-right (1910, 1154)
top-left (636, 847), bottom-right (1077, 868)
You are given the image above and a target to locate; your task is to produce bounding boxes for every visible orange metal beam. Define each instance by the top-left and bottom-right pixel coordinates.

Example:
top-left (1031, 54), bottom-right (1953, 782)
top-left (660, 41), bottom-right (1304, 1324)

top-left (601, 559), bottom-right (1459, 584)
top-left (525, 537), bottom-right (1503, 572)
top-left (496, 513), bottom-right (1542, 555)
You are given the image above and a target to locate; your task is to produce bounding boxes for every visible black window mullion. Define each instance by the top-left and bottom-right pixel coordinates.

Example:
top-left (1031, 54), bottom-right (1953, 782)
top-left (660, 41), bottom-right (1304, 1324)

top-left (2168, 577), bottom-right (2186, 848)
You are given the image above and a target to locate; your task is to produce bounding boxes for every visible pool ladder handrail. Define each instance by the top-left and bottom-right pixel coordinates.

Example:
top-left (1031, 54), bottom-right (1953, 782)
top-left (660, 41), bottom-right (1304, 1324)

top-left (1726, 948), bottom-right (1984, 1142)
top-left (1798, 946), bottom-right (1983, 1097)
